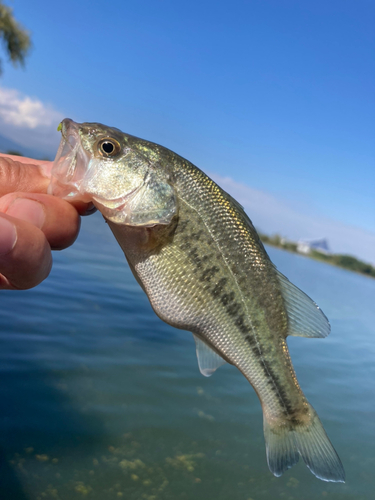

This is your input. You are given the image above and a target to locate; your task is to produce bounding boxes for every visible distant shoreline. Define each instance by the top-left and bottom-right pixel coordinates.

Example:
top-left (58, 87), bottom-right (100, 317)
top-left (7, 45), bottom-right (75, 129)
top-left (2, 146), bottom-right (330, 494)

top-left (259, 233), bottom-right (375, 279)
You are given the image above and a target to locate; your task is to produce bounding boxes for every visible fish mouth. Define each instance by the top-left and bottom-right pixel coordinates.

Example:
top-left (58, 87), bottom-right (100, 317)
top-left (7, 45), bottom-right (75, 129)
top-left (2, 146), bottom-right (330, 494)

top-left (48, 118), bottom-right (91, 201)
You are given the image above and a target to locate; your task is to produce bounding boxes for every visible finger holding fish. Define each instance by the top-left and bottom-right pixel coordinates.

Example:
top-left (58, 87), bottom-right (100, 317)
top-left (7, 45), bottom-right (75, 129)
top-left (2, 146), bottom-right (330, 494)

top-left (0, 192), bottom-right (81, 250)
top-left (0, 154), bottom-right (95, 289)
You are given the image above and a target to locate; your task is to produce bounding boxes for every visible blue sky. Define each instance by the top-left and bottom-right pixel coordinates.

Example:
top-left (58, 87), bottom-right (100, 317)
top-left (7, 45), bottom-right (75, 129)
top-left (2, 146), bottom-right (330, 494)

top-left (0, 0), bottom-right (374, 262)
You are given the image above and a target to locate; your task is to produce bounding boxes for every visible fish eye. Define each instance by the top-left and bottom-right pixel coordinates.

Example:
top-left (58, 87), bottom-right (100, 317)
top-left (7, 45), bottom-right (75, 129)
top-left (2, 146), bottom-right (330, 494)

top-left (97, 137), bottom-right (121, 157)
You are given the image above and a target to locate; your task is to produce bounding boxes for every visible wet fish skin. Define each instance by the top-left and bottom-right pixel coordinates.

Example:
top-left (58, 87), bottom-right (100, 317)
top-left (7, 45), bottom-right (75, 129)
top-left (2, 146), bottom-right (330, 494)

top-left (49, 119), bottom-right (345, 482)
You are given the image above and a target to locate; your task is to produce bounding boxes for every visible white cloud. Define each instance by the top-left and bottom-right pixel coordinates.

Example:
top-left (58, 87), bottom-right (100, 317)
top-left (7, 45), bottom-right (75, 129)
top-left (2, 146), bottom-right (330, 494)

top-left (0, 86), bottom-right (64, 157)
top-left (210, 173), bottom-right (375, 265)
top-left (0, 86), bottom-right (62, 129)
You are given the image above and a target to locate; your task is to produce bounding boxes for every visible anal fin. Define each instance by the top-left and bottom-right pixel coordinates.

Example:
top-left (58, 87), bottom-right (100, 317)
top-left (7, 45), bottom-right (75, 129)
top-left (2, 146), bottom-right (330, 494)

top-left (193, 334), bottom-right (226, 377)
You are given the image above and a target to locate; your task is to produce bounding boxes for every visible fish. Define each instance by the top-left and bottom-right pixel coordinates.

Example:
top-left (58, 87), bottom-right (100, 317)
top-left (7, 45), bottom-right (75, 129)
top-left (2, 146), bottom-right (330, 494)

top-left (48, 118), bottom-right (345, 483)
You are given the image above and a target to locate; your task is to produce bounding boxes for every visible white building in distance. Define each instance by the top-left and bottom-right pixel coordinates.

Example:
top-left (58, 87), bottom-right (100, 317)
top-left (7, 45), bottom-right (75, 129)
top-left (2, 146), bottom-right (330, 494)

top-left (297, 238), bottom-right (330, 255)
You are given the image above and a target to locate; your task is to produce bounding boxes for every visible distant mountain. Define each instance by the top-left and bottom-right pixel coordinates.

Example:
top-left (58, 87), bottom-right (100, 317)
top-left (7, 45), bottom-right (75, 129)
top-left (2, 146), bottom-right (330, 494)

top-left (0, 132), bottom-right (50, 160)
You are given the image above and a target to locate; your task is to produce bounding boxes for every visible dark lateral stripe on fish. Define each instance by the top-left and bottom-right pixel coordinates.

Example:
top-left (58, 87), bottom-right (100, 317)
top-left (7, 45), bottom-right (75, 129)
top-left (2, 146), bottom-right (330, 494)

top-left (243, 333), bottom-right (300, 419)
top-left (177, 212), bottom-right (297, 418)
top-left (208, 274), bottom-right (296, 418)
top-left (214, 289), bottom-right (296, 417)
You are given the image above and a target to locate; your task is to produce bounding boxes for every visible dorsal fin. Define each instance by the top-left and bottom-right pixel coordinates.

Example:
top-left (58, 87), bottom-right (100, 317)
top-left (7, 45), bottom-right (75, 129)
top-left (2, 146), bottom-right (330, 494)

top-left (193, 335), bottom-right (226, 377)
top-left (275, 269), bottom-right (330, 338)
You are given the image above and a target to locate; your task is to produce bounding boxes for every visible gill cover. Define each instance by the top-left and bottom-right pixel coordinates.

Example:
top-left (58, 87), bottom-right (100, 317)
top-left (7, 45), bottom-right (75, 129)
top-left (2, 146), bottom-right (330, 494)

top-left (94, 169), bottom-right (177, 226)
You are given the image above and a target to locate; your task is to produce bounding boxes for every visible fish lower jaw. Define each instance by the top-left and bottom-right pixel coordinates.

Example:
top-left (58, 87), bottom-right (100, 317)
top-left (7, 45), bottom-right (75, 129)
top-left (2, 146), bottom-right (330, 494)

top-left (48, 178), bottom-right (84, 201)
top-left (92, 197), bottom-right (135, 224)
top-left (92, 195), bottom-right (126, 210)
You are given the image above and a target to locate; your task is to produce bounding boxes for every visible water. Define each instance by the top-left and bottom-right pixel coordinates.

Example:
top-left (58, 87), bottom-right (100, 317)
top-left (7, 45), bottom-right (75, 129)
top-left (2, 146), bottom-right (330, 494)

top-left (0, 212), bottom-right (374, 500)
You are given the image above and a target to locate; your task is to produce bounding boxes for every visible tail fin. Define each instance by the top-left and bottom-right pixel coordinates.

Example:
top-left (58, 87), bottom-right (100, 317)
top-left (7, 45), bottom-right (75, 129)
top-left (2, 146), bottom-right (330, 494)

top-left (263, 405), bottom-right (345, 482)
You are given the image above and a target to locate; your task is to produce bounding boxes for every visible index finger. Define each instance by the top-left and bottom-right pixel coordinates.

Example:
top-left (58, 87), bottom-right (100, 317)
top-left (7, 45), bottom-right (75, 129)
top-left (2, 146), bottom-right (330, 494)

top-left (0, 152), bottom-right (52, 168)
top-left (0, 154), bottom-right (95, 216)
top-left (0, 154), bottom-right (51, 197)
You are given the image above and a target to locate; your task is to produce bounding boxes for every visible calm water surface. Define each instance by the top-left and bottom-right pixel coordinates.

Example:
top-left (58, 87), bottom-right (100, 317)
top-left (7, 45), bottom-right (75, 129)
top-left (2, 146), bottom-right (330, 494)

top-left (0, 213), bottom-right (374, 500)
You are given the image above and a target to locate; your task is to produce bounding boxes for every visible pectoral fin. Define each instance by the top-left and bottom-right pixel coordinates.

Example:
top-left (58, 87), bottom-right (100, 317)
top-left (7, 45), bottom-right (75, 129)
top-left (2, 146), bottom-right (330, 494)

top-left (276, 269), bottom-right (330, 338)
top-left (193, 335), bottom-right (226, 377)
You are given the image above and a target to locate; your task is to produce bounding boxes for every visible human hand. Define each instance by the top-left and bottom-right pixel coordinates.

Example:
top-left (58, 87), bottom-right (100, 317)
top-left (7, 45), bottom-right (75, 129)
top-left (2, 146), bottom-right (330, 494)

top-left (0, 153), bottom-right (94, 290)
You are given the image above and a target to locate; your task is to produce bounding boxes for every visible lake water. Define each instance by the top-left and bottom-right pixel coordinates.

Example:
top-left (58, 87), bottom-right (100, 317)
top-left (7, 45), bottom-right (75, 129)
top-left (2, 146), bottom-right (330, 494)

top-left (0, 212), bottom-right (374, 500)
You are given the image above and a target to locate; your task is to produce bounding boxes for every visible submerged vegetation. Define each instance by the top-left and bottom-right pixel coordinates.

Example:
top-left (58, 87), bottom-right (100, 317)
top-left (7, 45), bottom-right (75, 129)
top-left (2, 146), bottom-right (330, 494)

top-left (259, 233), bottom-right (375, 278)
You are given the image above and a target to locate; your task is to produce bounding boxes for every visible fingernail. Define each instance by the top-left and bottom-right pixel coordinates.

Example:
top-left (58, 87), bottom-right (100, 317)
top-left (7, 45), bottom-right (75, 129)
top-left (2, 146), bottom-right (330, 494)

top-left (0, 217), bottom-right (17, 256)
top-left (6, 198), bottom-right (46, 229)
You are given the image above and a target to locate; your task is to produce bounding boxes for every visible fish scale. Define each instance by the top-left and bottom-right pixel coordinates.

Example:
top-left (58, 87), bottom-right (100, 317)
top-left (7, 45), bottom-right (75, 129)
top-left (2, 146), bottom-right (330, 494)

top-left (49, 118), bottom-right (345, 483)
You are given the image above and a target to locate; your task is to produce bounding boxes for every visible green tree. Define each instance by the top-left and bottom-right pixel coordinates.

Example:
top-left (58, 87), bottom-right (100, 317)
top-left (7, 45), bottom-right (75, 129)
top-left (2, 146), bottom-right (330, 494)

top-left (6, 149), bottom-right (22, 156)
top-left (0, 2), bottom-right (31, 75)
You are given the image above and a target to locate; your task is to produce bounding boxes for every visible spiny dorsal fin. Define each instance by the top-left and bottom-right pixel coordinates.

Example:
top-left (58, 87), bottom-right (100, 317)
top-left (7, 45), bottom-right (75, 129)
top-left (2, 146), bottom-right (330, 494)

top-left (222, 191), bottom-right (268, 249)
top-left (193, 334), bottom-right (226, 377)
top-left (223, 192), bottom-right (253, 226)
top-left (275, 269), bottom-right (330, 338)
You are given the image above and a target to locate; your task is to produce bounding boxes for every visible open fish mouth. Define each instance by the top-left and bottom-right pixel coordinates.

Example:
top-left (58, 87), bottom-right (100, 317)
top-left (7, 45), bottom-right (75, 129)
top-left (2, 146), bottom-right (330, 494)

top-left (48, 118), bottom-right (91, 201)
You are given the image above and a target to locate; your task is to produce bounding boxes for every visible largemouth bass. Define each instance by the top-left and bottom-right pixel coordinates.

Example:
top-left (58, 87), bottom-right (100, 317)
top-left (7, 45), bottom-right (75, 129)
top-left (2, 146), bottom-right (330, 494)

top-left (49, 118), bottom-right (345, 482)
